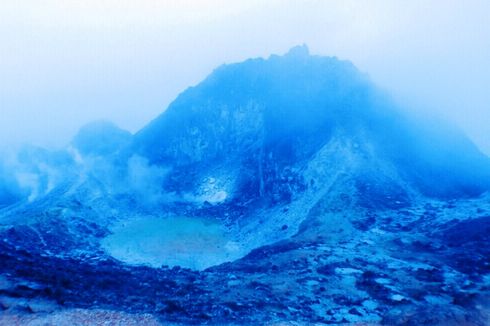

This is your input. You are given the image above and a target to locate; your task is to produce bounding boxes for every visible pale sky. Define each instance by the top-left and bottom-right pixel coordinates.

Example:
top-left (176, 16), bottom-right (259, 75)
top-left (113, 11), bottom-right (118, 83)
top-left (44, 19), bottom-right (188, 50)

top-left (1, 0), bottom-right (489, 154)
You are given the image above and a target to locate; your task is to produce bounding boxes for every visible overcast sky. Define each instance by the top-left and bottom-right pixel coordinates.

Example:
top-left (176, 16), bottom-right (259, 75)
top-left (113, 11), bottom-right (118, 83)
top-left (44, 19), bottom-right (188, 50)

top-left (1, 0), bottom-right (489, 154)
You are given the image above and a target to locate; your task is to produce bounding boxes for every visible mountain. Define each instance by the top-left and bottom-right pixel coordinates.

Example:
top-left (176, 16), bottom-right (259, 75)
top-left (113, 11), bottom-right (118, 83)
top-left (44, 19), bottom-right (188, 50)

top-left (72, 120), bottom-right (132, 157)
top-left (0, 165), bottom-right (25, 208)
top-left (133, 44), bottom-right (490, 204)
top-left (1, 46), bottom-right (489, 325)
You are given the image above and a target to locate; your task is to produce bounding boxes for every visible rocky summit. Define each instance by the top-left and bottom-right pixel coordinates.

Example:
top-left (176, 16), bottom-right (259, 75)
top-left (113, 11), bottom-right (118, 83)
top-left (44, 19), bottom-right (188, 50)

top-left (0, 46), bottom-right (489, 325)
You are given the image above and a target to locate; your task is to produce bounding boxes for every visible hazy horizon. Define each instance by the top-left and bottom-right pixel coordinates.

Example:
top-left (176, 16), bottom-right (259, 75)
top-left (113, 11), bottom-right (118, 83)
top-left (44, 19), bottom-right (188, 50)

top-left (1, 0), bottom-right (489, 155)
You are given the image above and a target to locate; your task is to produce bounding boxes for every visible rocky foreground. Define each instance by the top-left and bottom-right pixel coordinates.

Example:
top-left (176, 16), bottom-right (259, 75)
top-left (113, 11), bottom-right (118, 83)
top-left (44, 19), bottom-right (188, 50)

top-left (1, 195), bottom-right (489, 325)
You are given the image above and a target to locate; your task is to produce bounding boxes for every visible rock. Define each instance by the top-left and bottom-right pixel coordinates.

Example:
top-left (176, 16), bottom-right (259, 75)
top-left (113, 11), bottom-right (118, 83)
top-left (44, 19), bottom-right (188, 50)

top-left (227, 280), bottom-right (241, 287)
top-left (335, 267), bottom-right (362, 275)
top-left (362, 300), bottom-right (378, 310)
top-left (391, 294), bottom-right (406, 302)
top-left (27, 299), bottom-right (58, 313)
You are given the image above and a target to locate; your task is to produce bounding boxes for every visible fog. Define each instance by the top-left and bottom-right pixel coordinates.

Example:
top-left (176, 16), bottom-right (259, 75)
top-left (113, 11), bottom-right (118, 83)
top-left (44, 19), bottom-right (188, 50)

top-left (0, 0), bottom-right (489, 155)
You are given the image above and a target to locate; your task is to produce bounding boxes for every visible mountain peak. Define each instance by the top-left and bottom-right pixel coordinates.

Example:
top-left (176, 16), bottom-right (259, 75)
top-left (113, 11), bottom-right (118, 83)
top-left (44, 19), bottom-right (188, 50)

top-left (285, 44), bottom-right (310, 58)
top-left (73, 120), bottom-right (131, 156)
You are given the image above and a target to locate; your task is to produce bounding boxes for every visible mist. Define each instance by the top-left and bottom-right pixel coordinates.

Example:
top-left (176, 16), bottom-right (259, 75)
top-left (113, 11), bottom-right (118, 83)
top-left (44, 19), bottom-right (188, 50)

top-left (0, 0), bottom-right (489, 155)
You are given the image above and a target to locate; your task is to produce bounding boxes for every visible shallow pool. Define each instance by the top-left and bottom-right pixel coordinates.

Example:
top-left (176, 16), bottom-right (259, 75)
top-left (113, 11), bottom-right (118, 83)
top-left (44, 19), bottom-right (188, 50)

top-left (101, 216), bottom-right (244, 270)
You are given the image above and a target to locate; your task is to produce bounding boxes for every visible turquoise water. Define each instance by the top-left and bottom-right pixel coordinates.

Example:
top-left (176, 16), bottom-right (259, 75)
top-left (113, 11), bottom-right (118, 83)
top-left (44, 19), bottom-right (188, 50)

top-left (101, 216), bottom-right (243, 270)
